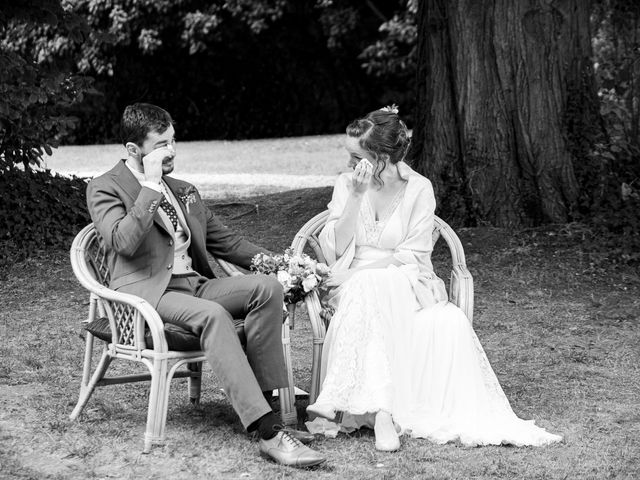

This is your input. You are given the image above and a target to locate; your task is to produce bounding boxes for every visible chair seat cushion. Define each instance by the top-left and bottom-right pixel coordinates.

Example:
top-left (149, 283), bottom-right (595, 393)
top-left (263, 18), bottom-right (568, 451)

top-left (84, 318), bottom-right (247, 351)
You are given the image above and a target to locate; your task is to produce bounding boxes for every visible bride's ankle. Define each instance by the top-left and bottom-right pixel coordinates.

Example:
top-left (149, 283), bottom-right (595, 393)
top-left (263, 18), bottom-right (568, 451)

top-left (306, 402), bottom-right (338, 421)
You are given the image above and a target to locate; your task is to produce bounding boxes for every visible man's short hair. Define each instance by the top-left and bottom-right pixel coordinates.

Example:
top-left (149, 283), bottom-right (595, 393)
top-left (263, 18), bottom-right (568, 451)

top-left (120, 103), bottom-right (173, 146)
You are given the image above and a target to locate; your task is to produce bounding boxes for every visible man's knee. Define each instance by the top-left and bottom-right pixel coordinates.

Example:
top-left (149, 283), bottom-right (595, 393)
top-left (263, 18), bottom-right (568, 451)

top-left (192, 302), bottom-right (234, 336)
top-left (208, 301), bottom-right (233, 318)
top-left (252, 274), bottom-right (284, 301)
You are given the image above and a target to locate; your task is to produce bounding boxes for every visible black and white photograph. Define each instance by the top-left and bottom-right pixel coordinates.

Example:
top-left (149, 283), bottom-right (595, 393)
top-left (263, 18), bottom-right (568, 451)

top-left (0, 1), bottom-right (638, 478)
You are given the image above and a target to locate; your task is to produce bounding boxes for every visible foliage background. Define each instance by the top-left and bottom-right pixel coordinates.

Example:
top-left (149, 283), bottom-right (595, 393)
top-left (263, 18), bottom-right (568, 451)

top-left (0, 0), bottom-right (639, 264)
top-left (4, 0), bottom-right (412, 144)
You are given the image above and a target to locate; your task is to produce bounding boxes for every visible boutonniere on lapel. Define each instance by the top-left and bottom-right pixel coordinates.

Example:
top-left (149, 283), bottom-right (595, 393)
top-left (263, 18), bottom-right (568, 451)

top-left (178, 185), bottom-right (198, 214)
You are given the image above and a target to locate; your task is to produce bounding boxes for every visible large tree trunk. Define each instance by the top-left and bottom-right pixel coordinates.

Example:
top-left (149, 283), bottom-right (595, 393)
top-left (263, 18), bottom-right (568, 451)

top-left (411, 0), bottom-right (599, 226)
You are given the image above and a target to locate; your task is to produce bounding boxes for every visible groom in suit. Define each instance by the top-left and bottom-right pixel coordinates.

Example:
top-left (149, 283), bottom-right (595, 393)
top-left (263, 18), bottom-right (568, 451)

top-left (86, 103), bottom-right (325, 467)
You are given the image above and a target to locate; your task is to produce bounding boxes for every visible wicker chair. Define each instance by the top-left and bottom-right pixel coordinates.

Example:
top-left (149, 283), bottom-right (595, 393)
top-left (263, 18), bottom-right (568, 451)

top-left (69, 224), bottom-right (297, 453)
top-left (290, 210), bottom-right (474, 404)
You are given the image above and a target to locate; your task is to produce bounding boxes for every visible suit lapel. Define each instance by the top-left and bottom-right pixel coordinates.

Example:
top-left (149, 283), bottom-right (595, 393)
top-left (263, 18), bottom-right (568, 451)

top-left (164, 176), bottom-right (206, 253)
top-left (164, 176), bottom-right (189, 218)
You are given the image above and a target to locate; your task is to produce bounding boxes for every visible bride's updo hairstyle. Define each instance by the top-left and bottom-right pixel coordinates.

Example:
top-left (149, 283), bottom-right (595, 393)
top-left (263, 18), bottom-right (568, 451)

top-left (346, 104), bottom-right (410, 187)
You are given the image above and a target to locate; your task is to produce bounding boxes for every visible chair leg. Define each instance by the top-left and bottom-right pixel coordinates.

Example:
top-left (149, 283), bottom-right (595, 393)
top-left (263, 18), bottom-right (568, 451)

top-left (304, 294), bottom-right (326, 405)
top-left (279, 318), bottom-right (297, 426)
top-left (187, 362), bottom-right (202, 405)
top-left (309, 342), bottom-right (323, 405)
top-left (80, 331), bottom-right (95, 386)
top-left (69, 348), bottom-right (112, 420)
top-left (143, 358), bottom-right (169, 454)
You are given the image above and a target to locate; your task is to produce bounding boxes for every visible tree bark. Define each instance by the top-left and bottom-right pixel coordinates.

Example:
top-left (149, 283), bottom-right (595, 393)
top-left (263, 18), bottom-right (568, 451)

top-left (411, 0), bottom-right (599, 226)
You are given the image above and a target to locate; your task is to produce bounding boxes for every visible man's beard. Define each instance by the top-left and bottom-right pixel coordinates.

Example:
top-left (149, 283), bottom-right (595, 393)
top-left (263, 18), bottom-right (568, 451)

top-left (162, 160), bottom-right (175, 174)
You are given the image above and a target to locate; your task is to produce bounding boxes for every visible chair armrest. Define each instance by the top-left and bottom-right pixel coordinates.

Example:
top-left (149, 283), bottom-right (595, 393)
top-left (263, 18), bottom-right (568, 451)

top-left (449, 265), bottom-right (474, 325)
top-left (88, 285), bottom-right (169, 353)
top-left (304, 290), bottom-right (328, 403)
top-left (70, 227), bottom-right (169, 352)
top-left (304, 290), bottom-right (326, 341)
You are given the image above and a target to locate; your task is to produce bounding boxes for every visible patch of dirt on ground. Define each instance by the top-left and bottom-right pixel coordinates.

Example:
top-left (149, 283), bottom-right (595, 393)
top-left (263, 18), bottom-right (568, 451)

top-left (206, 187), bottom-right (333, 251)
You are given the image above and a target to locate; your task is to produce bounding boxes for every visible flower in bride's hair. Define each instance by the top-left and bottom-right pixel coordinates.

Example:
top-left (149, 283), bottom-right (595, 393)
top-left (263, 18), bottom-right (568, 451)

top-left (380, 104), bottom-right (399, 114)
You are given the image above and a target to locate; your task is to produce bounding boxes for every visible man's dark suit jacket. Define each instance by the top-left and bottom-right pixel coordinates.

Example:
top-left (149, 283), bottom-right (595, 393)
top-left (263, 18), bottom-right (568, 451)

top-left (87, 160), bottom-right (263, 307)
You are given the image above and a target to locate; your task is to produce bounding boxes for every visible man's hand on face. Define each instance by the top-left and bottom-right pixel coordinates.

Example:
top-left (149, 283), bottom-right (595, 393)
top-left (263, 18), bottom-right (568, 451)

top-left (142, 146), bottom-right (174, 184)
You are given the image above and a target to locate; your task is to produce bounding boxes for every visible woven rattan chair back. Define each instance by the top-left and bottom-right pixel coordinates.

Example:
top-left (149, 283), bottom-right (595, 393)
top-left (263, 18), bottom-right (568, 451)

top-left (86, 234), bottom-right (110, 286)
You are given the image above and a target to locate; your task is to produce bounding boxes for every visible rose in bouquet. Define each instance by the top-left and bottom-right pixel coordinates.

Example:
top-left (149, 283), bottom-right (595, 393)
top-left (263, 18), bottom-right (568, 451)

top-left (250, 248), bottom-right (331, 305)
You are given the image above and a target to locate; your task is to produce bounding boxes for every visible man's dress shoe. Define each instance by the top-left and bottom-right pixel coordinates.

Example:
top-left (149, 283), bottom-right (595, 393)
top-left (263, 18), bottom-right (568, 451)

top-left (282, 428), bottom-right (315, 445)
top-left (259, 431), bottom-right (326, 467)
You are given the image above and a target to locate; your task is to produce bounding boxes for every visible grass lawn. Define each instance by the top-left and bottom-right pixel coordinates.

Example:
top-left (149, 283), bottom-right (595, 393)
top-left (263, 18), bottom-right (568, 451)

top-left (1, 139), bottom-right (639, 479)
top-left (44, 135), bottom-right (350, 199)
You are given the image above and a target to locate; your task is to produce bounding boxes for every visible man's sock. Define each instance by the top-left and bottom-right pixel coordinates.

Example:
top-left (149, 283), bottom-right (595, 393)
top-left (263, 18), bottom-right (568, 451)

top-left (249, 411), bottom-right (282, 440)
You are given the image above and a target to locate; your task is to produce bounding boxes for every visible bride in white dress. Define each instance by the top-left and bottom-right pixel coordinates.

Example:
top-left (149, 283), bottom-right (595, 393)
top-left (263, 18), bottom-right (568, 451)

top-left (305, 106), bottom-right (562, 451)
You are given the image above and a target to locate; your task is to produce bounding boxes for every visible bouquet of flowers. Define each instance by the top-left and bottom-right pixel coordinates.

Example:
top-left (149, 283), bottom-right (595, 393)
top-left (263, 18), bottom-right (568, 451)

top-left (250, 248), bottom-right (331, 305)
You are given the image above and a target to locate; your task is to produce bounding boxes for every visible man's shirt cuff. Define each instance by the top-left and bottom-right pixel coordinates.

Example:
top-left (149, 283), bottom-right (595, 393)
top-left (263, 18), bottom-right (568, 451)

top-left (141, 181), bottom-right (162, 193)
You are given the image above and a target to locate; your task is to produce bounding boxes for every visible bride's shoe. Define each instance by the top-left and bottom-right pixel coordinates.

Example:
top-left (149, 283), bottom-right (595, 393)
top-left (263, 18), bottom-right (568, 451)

top-left (374, 411), bottom-right (400, 452)
top-left (306, 403), bottom-right (338, 422)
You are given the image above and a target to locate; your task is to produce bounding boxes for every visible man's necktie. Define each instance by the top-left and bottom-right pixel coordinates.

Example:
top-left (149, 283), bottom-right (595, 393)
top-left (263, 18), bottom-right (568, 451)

top-left (159, 197), bottom-right (178, 230)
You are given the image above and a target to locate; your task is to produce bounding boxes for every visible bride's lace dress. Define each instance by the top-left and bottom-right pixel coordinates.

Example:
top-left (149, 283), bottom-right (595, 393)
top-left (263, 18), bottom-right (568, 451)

top-left (307, 167), bottom-right (562, 446)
